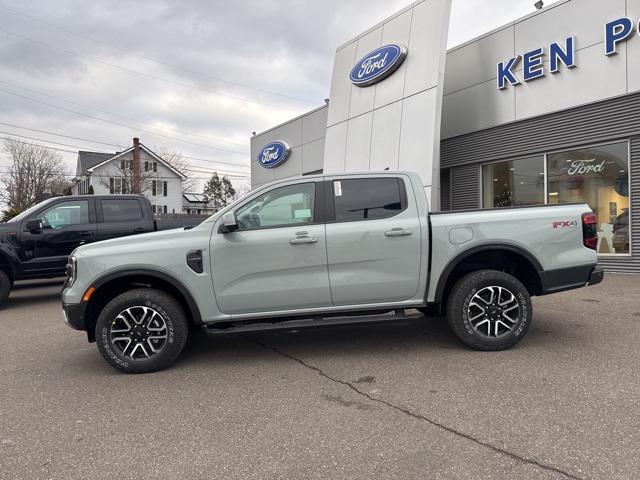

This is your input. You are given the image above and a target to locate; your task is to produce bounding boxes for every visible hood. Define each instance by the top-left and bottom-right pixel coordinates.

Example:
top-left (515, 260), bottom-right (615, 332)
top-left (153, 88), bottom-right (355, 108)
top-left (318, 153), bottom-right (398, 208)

top-left (73, 227), bottom-right (193, 258)
top-left (0, 222), bottom-right (18, 243)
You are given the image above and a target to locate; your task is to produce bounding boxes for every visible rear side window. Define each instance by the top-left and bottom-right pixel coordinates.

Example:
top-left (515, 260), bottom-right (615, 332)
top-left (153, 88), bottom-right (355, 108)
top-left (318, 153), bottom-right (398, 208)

top-left (332, 178), bottom-right (404, 222)
top-left (101, 199), bottom-right (143, 222)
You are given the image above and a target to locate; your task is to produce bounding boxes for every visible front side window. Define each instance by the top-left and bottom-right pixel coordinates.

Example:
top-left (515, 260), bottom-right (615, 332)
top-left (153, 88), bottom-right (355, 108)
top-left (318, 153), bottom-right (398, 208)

top-left (235, 183), bottom-right (315, 230)
top-left (39, 201), bottom-right (90, 229)
top-left (101, 199), bottom-right (143, 222)
top-left (333, 177), bottom-right (403, 222)
top-left (482, 156), bottom-right (545, 208)
top-left (547, 142), bottom-right (629, 254)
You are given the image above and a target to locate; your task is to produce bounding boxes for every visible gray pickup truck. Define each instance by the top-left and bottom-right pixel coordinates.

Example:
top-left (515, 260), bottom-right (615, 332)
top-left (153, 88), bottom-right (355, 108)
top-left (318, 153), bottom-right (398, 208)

top-left (62, 171), bottom-right (603, 373)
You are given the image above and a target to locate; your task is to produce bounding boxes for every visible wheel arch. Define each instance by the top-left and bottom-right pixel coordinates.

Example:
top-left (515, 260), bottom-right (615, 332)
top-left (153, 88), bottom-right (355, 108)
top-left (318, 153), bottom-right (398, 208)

top-left (84, 268), bottom-right (203, 341)
top-left (433, 243), bottom-right (544, 306)
top-left (0, 248), bottom-right (17, 282)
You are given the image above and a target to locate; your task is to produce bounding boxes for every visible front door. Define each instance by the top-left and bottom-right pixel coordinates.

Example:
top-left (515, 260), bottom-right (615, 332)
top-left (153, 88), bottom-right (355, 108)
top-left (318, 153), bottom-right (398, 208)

top-left (211, 180), bottom-right (331, 315)
top-left (324, 175), bottom-right (422, 306)
top-left (22, 199), bottom-right (96, 276)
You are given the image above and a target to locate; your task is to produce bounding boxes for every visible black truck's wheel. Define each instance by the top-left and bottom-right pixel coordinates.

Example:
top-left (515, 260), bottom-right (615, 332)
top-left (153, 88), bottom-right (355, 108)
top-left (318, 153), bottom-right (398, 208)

top-left (0, 270), bottom-right (11, 307)
top-left (446, 270), bottom-right (532, 351)
top-left (95, 288), bottom-right (189, 373)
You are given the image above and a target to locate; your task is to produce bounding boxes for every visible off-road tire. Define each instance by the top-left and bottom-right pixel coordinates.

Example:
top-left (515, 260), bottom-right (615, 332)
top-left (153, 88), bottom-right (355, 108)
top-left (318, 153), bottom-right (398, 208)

top-left (446, 270), bottom-right (532, 351)
top-left (96, 288), bottom-right (189, 373)
top-left (0, 270), bottom-right (11, 307)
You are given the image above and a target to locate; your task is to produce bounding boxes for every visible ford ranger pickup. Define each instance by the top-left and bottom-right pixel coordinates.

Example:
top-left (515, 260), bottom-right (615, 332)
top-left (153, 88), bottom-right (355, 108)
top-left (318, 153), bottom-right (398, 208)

top-left (61, 171), bottom-right (603, 373)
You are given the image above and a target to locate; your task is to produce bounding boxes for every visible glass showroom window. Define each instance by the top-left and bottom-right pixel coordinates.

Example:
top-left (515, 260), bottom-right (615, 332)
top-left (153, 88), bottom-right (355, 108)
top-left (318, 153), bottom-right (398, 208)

top-left (482, 156), bottom-right (545, 207)
top-left (547, 141), bottom-right (629, 254)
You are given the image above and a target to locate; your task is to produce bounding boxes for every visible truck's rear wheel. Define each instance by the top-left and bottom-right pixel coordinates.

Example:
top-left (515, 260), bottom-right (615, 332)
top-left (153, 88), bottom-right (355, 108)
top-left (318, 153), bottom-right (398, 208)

top-left (96, 288), bottom-right (189, 373)
top-left (446, 270), bottom-right (532, 351)
top-left (0, 270), bottom-right (11, 307)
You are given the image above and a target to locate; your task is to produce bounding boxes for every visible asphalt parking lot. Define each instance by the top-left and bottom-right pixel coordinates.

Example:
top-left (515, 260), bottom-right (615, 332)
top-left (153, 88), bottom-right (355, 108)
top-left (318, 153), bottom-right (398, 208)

top-left (0, 275), bottom-right (639, 480)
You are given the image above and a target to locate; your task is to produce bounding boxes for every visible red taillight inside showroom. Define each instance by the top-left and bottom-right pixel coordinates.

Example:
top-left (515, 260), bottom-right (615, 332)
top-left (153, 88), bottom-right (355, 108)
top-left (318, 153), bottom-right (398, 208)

top-left (582, 212), bottom-right (598, 250)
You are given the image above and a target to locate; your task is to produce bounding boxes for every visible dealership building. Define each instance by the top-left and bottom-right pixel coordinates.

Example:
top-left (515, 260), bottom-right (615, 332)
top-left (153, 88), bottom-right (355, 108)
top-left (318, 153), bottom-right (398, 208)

top-left (250, 0), bottom-right (638, 273)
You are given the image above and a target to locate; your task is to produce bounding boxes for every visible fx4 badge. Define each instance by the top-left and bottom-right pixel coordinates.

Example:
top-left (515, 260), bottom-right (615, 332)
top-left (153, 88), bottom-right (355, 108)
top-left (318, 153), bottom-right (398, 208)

top-left (552, 220), bottom-right (578, 229)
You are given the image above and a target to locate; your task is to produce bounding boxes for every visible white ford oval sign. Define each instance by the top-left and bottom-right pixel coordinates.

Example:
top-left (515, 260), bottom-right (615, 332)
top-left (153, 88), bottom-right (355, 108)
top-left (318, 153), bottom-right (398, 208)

top-left (350, 44), bottom-right (408, 87)
top-left (257, 141), bottom-right (290, 168)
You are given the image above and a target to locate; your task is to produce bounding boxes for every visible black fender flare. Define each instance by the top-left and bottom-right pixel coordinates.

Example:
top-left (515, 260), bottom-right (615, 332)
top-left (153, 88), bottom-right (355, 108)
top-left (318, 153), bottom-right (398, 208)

top-left (0, 245), bottom-right (20, 280)
top-left (433, 242), bottom-right (544, 303)
top-left (91, 268), bottom-right (203, 324)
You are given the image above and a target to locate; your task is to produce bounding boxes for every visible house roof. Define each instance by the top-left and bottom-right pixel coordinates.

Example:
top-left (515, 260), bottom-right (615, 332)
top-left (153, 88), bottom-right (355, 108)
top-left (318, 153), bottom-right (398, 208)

top-left (76, 151), bottom-right (115, 176)
top-left (78, 143), bottom-right (187, 180)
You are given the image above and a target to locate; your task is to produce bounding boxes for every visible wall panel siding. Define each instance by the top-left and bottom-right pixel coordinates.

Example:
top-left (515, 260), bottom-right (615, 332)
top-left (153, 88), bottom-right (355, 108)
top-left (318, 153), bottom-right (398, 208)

top-left (440, 169), bottom-right (451, 211)
top-left (441, 93), bottom-right (640, 272)
top-left (450, 164), bottom-right (479, 210)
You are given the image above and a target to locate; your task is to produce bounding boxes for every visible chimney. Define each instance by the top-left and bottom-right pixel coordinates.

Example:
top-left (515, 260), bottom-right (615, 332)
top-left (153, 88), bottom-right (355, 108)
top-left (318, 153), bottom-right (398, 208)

top-left (132, 137), bottom-right (140, 193)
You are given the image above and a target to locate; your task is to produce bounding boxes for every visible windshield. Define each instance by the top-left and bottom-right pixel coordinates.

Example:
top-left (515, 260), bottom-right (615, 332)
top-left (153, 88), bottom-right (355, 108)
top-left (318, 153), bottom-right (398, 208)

top-left (7, 199), bottom-right (54, 223)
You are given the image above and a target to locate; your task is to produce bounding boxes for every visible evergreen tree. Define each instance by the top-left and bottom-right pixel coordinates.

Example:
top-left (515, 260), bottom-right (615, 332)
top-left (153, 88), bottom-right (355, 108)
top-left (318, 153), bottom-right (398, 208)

top-left (203, 173), bottom-right (236, 210)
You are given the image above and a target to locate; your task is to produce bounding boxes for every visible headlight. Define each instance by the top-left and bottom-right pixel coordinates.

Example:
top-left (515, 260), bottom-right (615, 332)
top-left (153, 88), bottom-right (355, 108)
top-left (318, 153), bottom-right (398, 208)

top-left (65, 256), bottom-right (77, 287)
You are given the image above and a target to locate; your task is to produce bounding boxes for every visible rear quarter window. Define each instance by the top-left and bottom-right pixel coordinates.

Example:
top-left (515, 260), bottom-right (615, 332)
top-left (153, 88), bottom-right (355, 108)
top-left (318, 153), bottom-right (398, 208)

top-left (332, 177), bottom-right (405, 222)
top-left (101, 199), bottom-right (144, 222)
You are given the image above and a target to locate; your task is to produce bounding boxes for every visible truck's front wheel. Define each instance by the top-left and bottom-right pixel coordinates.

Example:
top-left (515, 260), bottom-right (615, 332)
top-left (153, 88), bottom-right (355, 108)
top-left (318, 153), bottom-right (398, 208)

top-left (0, 270), bottom-right (11, 307)
top-left (95, 288), bottom-right (189, 373)
top-left (446, 270), bottom-right (532, 351)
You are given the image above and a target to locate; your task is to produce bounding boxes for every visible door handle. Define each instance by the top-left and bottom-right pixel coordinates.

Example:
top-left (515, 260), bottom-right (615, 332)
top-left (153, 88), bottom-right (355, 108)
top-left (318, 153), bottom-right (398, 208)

top-left (77, 231), bottom-right (93, 236)
top-left (133, 227), bottom-right (146, 233)
top-left (289, 237), bottom-right (318, 244)
top-left (384, 228), bottom-right (413, 237)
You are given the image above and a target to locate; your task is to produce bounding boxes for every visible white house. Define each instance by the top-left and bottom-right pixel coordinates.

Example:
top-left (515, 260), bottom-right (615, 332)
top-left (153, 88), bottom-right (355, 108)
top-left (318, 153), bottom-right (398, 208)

top-left (72, 139), bottom-right (187, 214)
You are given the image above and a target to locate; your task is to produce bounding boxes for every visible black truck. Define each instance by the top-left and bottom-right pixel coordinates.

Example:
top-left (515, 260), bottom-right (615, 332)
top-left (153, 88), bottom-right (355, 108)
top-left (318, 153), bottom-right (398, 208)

top-left (0, 195), bottom-right (204, 306)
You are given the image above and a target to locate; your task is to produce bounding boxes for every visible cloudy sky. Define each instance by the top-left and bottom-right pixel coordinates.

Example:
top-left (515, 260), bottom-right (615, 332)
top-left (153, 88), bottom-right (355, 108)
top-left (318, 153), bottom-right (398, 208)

top-left (0, 0), bottom-right (545, 192)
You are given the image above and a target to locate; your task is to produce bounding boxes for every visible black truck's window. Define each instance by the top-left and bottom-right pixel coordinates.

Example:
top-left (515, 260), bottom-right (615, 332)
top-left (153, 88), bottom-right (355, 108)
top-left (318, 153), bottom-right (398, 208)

top-left (40, 200), bottom-right (90, 229)
top-left (101, 199), bottom-right (143, 222)
top-left (333, 178), bottom-right (404, 222)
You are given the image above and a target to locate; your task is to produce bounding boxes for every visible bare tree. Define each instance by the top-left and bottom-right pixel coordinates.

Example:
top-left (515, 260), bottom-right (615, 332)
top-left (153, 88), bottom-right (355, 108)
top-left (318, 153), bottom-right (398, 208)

top-left (0, 138), bottom-right (69, 212)
top-left (232, 182), bottom-right (252, 201)
top-left (154, 146), bottom-right (195, 192)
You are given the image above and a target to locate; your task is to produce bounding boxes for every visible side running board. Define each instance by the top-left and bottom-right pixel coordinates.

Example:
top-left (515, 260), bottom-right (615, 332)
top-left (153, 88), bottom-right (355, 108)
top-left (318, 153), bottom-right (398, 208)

top-left (205, 309), bottom-right (423, 335)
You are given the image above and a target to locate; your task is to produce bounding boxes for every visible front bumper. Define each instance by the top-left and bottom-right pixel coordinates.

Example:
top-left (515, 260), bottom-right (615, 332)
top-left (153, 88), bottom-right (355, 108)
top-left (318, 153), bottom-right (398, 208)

top-left (62, 301), bottom-right (87, 331)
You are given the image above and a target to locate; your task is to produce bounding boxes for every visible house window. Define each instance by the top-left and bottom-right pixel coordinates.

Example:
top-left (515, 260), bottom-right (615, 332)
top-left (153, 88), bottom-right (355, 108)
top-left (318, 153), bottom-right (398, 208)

top-left (110, 178), bottom-right (124, 194)
top-left (163, 181), bottom-right (168, 197)
top-left (547, 142), bottom-right (629, 255)
top-left (153, 162), bottom-right (158, 173)
top-left (152, 180), bottom-right (157, 196)
top-left (482, 156), bottom-right (545, 208)
top-left (163, 205), bottom-right (167, 214)
top-left (144, 161), bottom-right (149, 172)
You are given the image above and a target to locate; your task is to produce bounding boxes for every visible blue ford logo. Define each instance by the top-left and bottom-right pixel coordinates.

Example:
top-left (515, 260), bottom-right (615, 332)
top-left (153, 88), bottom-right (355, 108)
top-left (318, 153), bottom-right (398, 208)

top-left (257, 141), bottom-right (290, 168)
top-left (350, 44), bottom-right (408, 87)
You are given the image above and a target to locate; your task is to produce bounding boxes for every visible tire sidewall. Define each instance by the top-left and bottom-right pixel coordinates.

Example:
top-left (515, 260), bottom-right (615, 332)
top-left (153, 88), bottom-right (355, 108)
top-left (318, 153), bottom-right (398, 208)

top-left (0, 270), bottom-right (11, 307)
top-left (449, 270), bottom-right (532, 350)
top-left (96, 289), bottom-right (188, 373)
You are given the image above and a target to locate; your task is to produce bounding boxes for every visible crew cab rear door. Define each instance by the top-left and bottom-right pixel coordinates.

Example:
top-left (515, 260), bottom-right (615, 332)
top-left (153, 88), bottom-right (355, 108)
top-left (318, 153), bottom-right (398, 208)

top-left (324, 175), bottom-right (422, 305)
top-left (96, 197), bottom-right (152, 241)
top-left (210, 179), bottom-right (331, 315)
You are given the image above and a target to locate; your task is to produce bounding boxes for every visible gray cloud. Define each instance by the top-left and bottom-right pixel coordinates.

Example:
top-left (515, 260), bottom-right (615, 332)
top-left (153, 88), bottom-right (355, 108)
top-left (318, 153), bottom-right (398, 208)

top-left (0, 0), bottom-right (543, 190)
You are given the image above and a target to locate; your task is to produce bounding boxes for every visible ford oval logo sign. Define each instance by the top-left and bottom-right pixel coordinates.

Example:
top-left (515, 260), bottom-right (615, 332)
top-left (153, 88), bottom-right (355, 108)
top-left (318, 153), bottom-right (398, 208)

top-left (350, 44), bottom-right (408, 87)
top-left (257, 141), bottom-right (290, 168)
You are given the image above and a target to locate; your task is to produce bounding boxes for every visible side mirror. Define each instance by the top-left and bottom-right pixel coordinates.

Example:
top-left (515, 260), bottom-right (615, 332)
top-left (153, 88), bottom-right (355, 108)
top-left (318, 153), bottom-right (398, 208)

top-left (221, 211), bottom-right (238, 233)
top-left (26, 219), bottom-right (43, 233)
